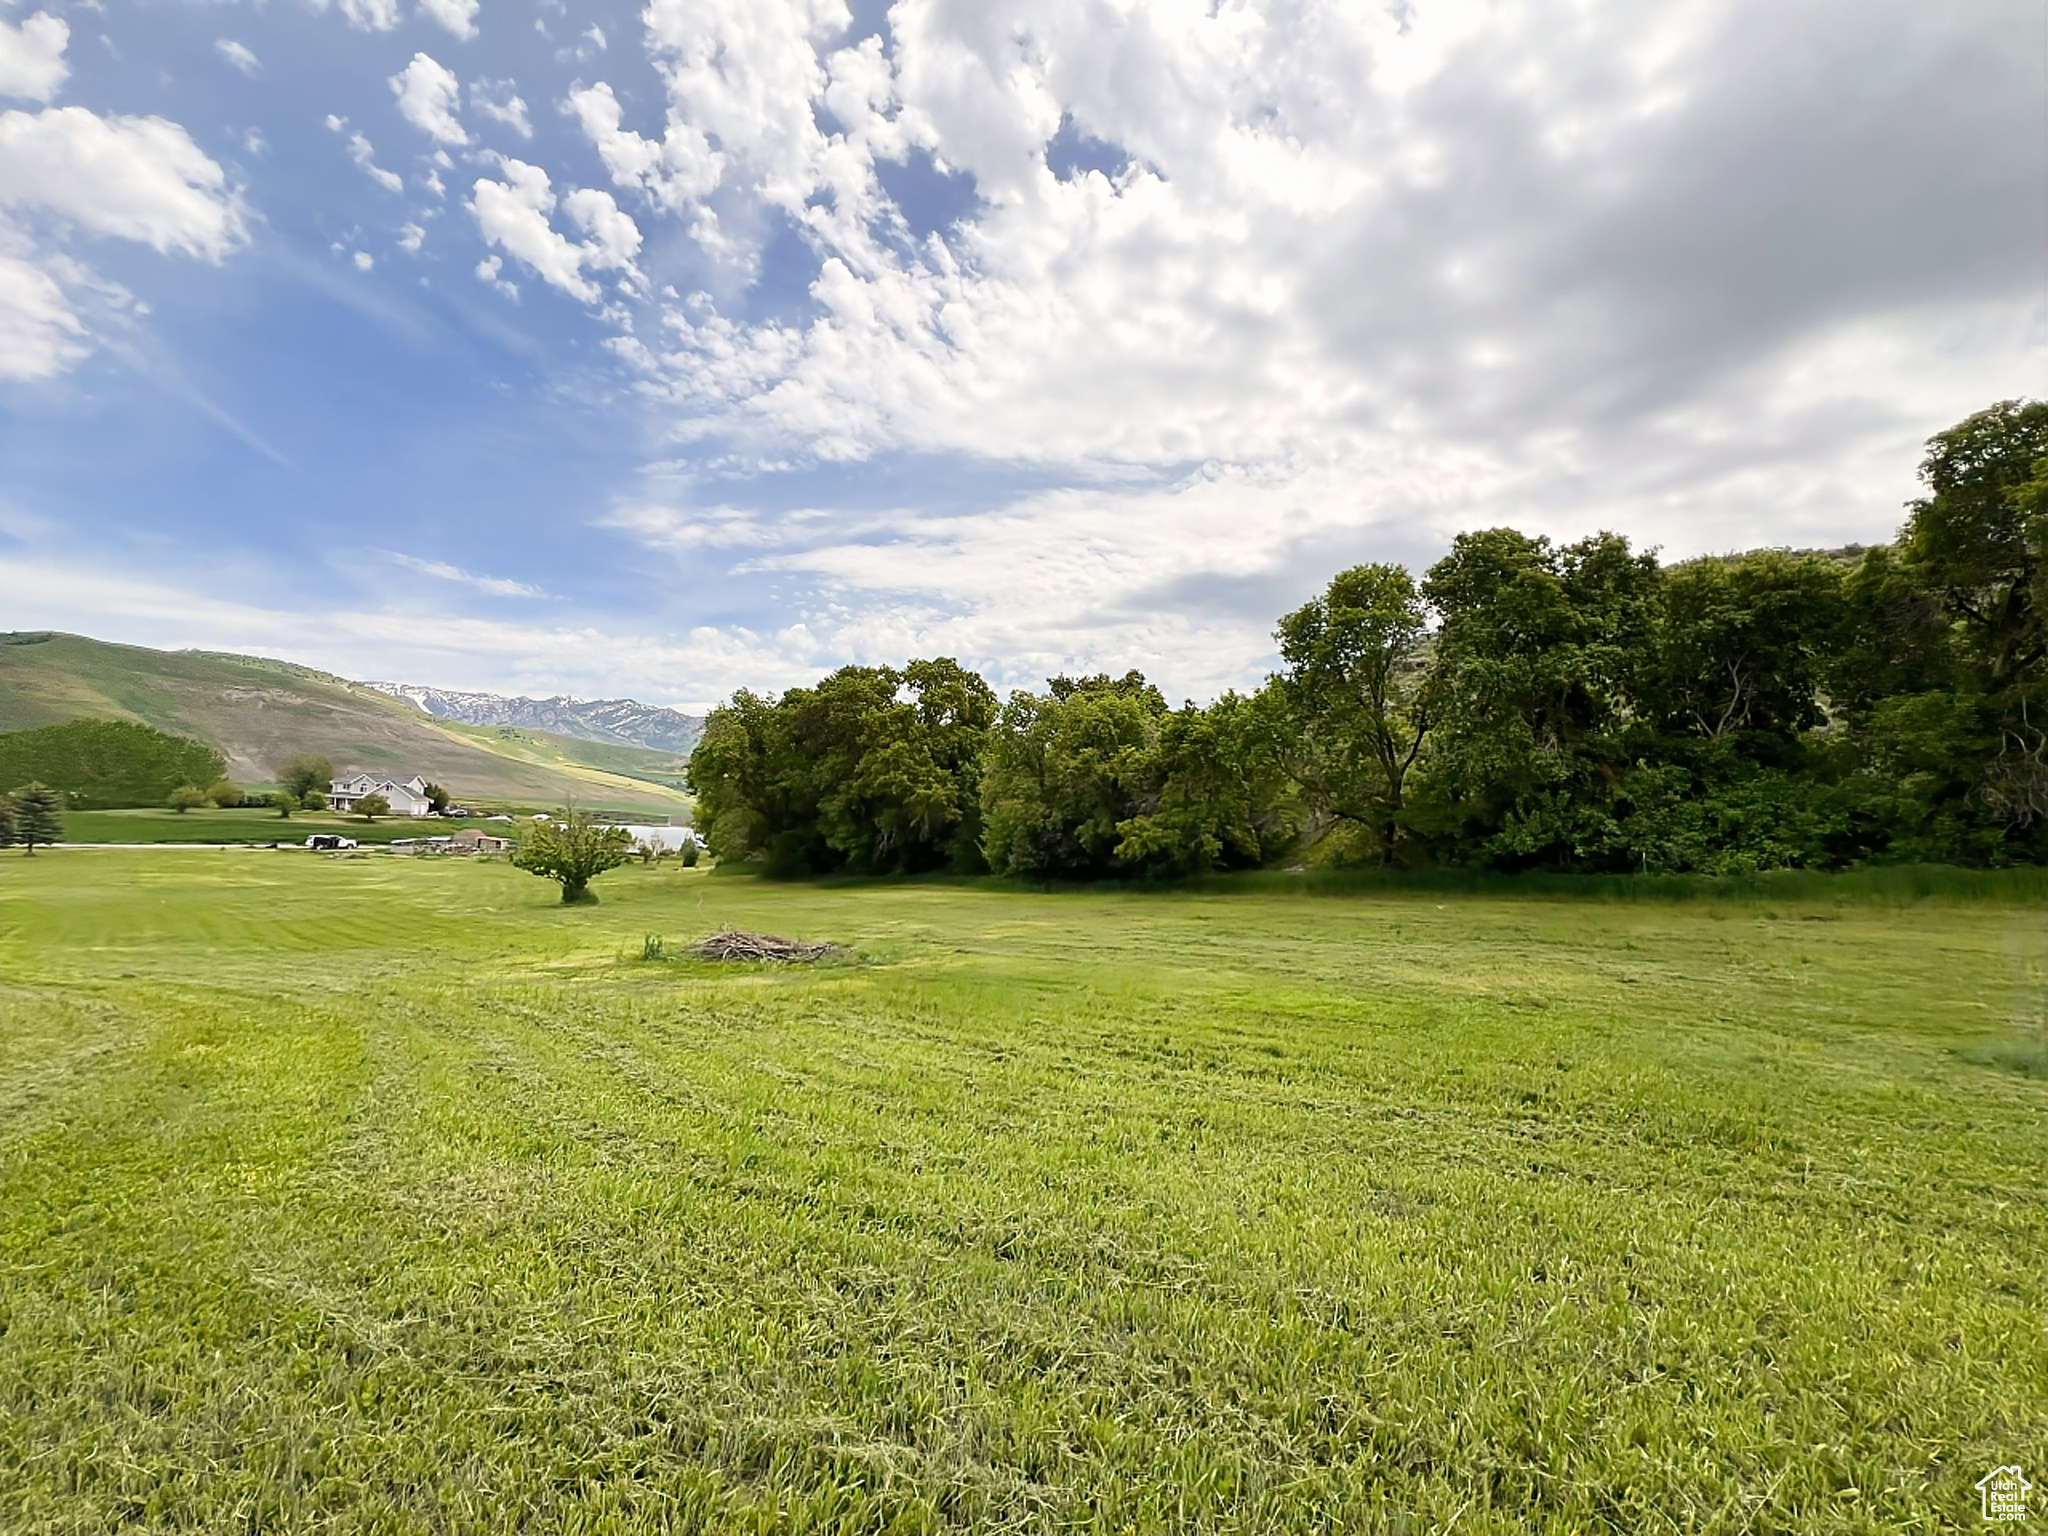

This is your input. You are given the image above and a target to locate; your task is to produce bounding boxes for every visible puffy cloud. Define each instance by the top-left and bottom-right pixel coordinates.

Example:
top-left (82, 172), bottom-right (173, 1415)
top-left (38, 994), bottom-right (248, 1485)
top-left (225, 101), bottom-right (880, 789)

top-left (545, 0), bottom-right (2039, 696)
top-left (0, 8), bottom-right (245, 383)
top-left (0, 106), bottom-right (247, 258)
top-left (215, 39), bottom-right (259, 76)
top-left (594, 0), bottom-right (2038, 492)
top-left (470, 158), bottom-right (641, 303)
top-left (474, 252), bottom-right (515, 297)
top-left (418, 0), bottom-right (479, 43)
top-left (565, 187), bottom-right (641, 275)
top-left (0, 10), bottom-right (67, 103)
top-left (398, 221), bottom-right (425, 252)
top-left (565, 81), bottom-right (723, 216)
top-left (346, 131), bottom-right (403, 194)
top-left (390, 52), bottom-right (465, 145)
top-left (470, 79), bottom-right (531, 138)
top-left (339, 0), bottom-right (400, 34)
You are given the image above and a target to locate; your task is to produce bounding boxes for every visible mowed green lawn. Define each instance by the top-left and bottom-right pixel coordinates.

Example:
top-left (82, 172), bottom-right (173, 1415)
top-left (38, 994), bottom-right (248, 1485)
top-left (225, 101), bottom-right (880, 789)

top-left (61, 807), bottom-right (437, 845)
top-left (1, 852), bottom-right (2043, 1534)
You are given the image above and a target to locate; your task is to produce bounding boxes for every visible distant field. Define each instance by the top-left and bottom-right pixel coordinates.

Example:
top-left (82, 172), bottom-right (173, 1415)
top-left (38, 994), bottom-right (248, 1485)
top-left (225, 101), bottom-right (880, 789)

top-left (433, 719), bottom-right (693, 793)
top-left (2, 854), bottom-right (2043, 1532)
top-left (56, 807), bottom-right (481, 845)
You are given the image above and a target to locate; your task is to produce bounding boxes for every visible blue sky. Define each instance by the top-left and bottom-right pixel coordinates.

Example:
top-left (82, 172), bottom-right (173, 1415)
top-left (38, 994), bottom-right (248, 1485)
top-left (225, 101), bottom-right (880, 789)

top-left (0, 0), bottom-right (2040, 709)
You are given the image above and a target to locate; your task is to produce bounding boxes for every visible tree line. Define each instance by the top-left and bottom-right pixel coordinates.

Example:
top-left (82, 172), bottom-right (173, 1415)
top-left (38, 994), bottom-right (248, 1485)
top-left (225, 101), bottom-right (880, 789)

top-left (688, 400), bottom-right (2048, 878)
top-left (0, 719), bottom-right (226, 809)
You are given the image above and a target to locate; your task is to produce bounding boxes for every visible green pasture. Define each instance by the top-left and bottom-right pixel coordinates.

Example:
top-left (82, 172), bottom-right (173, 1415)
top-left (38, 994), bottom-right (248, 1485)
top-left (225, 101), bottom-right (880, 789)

top-left (58, 807), bottom-right (497, 845)
top-left (2, 852), bottom-right (2043, 1533)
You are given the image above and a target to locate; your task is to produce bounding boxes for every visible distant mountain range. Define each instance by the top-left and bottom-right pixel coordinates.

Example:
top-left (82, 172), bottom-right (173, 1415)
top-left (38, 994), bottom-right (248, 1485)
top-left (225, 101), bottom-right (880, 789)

top-left (366, 684), bottom-right (704, 756)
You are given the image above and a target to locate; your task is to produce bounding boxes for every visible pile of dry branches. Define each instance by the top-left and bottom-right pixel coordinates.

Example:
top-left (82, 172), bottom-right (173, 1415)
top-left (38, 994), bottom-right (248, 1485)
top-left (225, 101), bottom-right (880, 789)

top-left (693, 929), bottom-right (841, 963)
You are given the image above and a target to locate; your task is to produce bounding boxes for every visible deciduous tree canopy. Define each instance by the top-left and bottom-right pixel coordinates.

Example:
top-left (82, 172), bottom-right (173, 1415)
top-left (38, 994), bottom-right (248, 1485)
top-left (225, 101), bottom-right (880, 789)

top-left (512, 812), bottom-right (632, 903)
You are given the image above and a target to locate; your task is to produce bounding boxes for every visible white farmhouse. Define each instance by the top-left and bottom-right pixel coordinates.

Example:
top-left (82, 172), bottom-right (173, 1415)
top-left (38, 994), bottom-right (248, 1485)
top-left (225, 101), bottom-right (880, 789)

top-left (329, 773), bottom-right (436, 817)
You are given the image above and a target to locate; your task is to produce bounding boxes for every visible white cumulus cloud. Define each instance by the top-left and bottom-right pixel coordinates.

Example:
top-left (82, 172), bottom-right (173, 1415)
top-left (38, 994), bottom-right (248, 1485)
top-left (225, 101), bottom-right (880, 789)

top-left (470, 79), bottom-right (530, 138)
top-left (0, 107), bottom-right (247, 258)
top-left (565, 81), bottom-right (723, 218)
top-left (0, 10), bottom-right (67, 103)
top-left (540, 0), bottom-right (2042, 697)
top-left (418, 0), bottom-right (479, 43)
top-left (0, 9), bottom-right (247, 383)
top-left (338, 0), bottom-right (401, 33)
top-left (470, 157), bottom-right (641, 304)
top-left (390, 52), bottom-right (465, 145)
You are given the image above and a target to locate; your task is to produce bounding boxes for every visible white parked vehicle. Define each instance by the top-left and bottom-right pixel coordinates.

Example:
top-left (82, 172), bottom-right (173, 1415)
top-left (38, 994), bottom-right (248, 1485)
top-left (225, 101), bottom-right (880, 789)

top-left (305, 834), bottom-right (358, 850)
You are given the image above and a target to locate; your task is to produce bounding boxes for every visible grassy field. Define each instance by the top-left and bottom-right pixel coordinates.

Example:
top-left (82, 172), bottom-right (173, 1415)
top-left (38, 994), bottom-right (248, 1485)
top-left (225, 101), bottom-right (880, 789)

top-left (2, 852), bottom-right (2043, 1533)
top-left (58, 807), bottom-right (460, 845)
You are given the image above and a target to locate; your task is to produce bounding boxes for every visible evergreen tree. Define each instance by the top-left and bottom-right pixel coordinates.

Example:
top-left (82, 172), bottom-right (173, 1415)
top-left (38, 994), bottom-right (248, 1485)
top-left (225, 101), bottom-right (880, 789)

top-left (11, 782), bottom-right (62, 855)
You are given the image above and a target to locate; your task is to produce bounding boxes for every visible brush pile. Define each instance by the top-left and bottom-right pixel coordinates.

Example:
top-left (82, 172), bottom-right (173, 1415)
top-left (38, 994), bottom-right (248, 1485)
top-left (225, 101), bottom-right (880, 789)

top-left (693, 929), bottom-right (841, 963)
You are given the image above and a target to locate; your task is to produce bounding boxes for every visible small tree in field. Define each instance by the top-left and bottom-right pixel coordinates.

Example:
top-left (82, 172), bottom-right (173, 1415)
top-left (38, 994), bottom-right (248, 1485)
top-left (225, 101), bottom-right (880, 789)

top-left (12, 782), bottom-right (62, 855)
top-left (167, 783), bottom-right (206, 812)
top-left (207, 779), bottom-right (241, 807)
top-left (513, 811), bottom-right (632, 903)
top-left (355, 792), bottom-right (390, 822)
top-left (271, 789), bottom-right (299, 818)
top-left (422, 782), bottom-right (450, 814)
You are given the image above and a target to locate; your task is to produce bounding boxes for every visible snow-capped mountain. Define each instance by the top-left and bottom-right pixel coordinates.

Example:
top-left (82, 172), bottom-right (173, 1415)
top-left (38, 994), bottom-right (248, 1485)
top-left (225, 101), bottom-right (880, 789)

top-left (367, 683), bottom-right (703, 755)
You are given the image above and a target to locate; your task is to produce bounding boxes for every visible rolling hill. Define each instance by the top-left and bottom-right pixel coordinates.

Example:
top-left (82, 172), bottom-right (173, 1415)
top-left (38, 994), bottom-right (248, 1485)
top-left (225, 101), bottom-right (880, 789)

top-left (0, 632), bottom-right (693, 818)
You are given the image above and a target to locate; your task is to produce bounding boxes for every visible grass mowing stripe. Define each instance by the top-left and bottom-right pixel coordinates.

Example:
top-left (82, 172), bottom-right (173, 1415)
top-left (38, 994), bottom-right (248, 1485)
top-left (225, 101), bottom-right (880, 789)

top-left (1, 851), bottom-right (2042, 1532)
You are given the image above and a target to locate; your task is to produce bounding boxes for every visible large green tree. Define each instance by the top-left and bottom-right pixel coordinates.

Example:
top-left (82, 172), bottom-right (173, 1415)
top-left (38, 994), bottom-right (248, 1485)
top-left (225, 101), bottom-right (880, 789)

top-left (1112, 692), bottom-right (1297, 877)
top-left (1415, 530), bottom-right (1661, 869)
top-left (1645, 551), bottom-right (1844, 743)
top-left (1269, 564), bottom-right (1432, 862)
top-left (980, 673), bottom-right (1167, 880)
top-left (276, 754), bottom-right (334, 803)
top-left (1903, 398), bottom-right (2048, 690)
top-left (687, 659), bottom-right (996, 876)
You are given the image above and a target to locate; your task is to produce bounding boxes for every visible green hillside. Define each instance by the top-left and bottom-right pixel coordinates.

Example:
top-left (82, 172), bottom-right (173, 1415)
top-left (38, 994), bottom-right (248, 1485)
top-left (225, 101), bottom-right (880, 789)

top-left (0, 632), bottom-right (691, 818)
